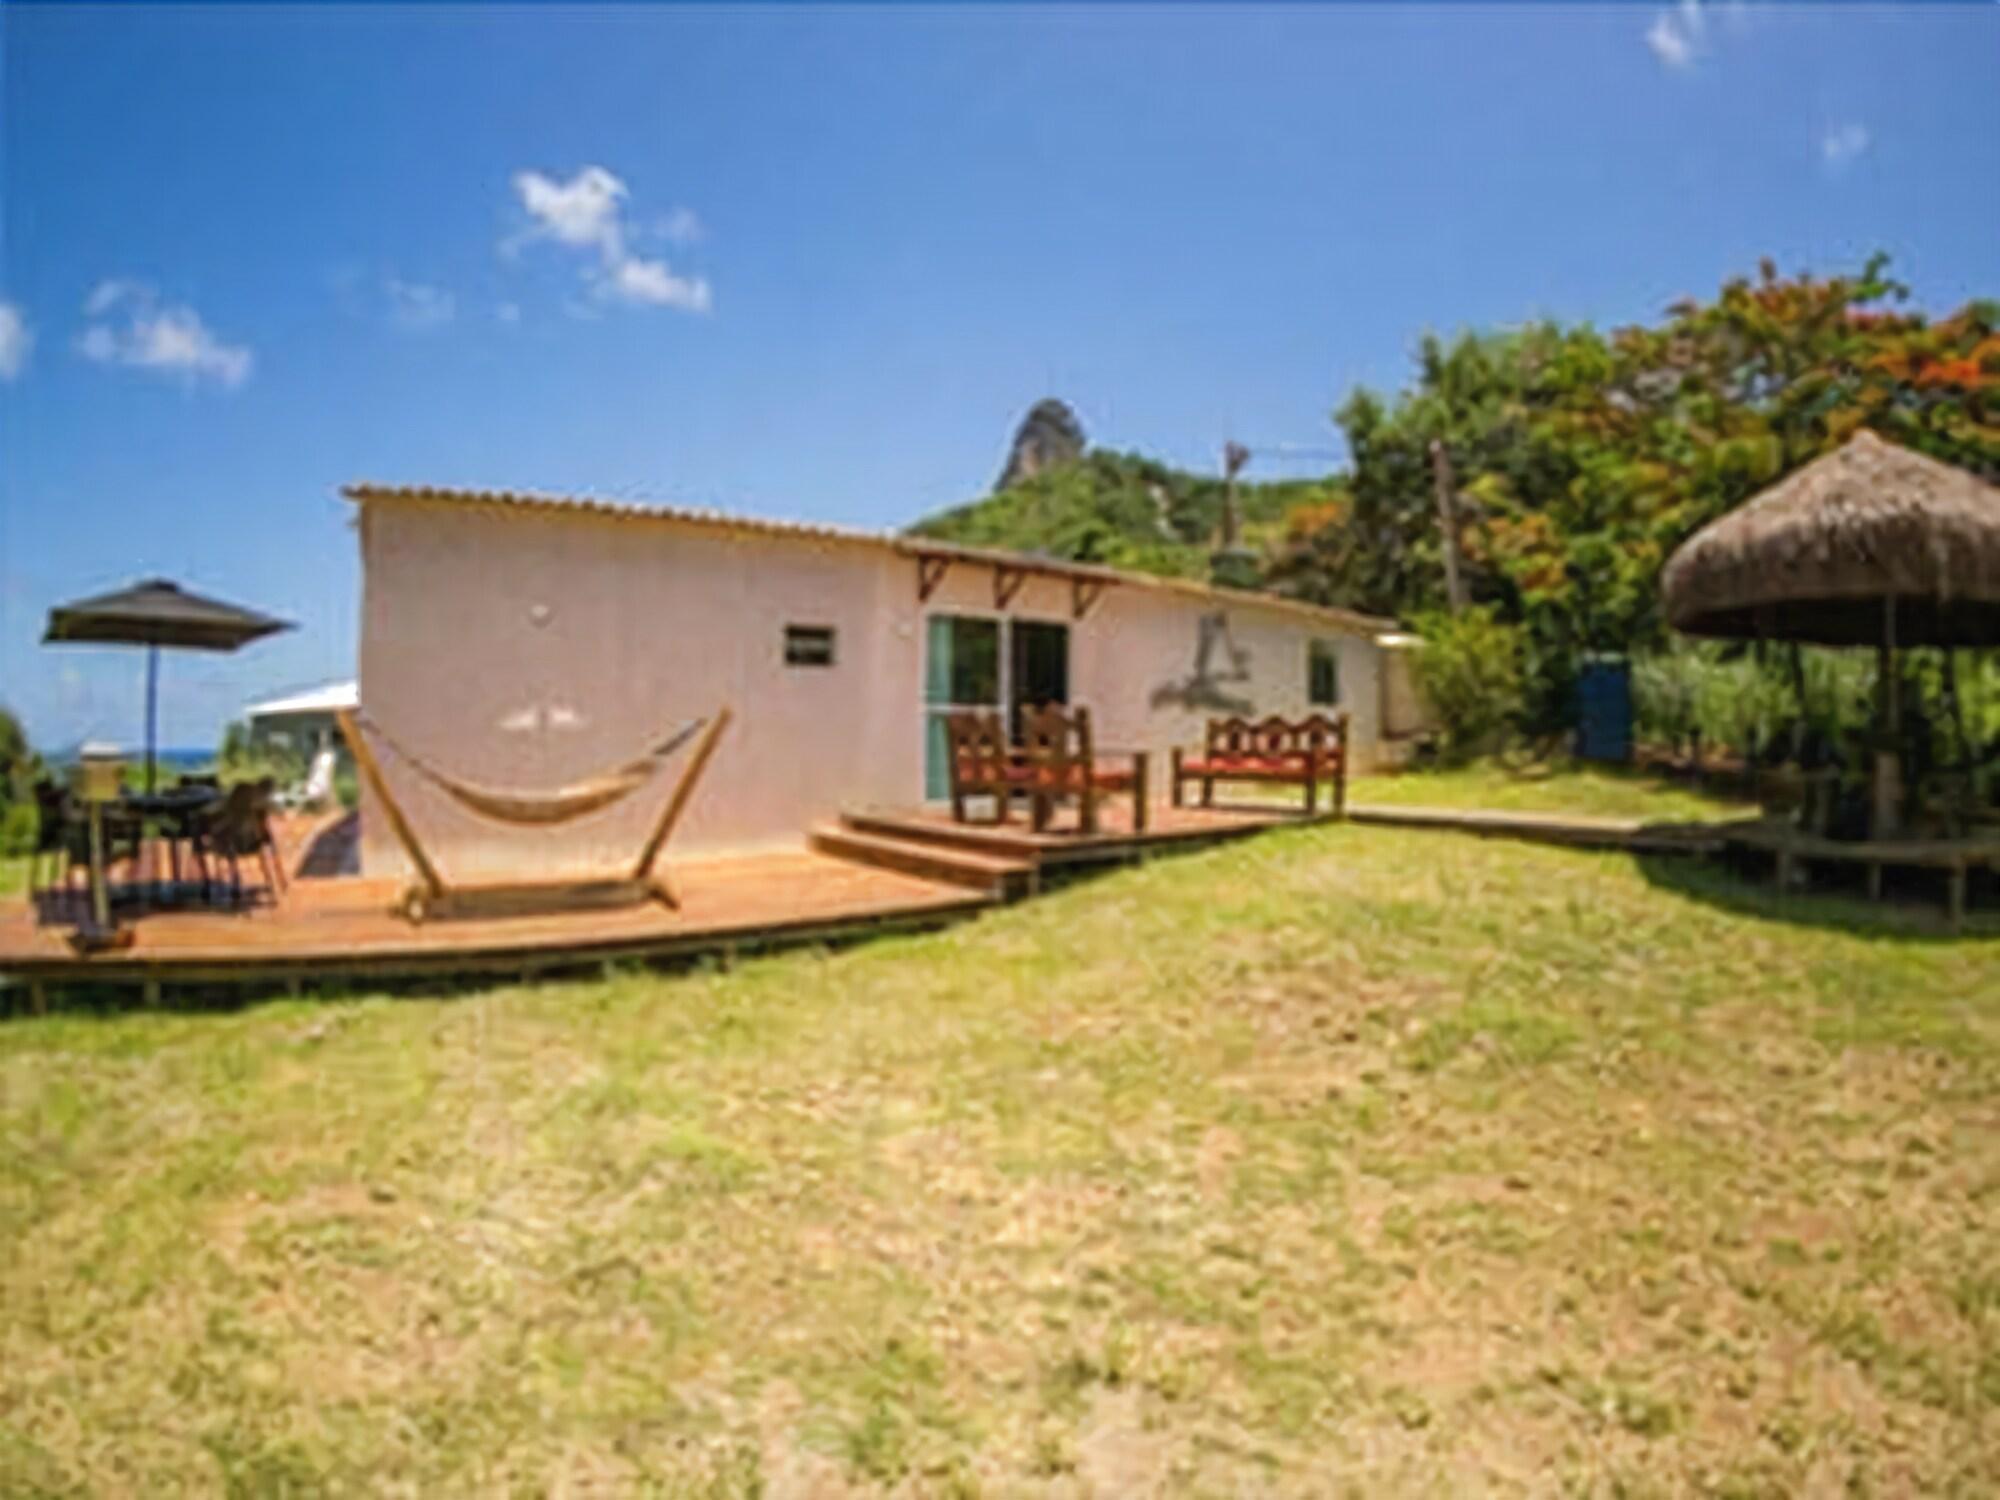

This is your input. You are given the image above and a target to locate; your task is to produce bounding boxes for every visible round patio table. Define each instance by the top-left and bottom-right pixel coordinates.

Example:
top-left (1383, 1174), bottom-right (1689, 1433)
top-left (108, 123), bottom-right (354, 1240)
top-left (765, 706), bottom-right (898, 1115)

top-left (120, 785), bottom-right (222, 904)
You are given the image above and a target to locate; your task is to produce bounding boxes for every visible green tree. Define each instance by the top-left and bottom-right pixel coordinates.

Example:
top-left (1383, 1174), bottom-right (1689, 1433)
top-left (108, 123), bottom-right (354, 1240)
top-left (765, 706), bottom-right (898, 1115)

top-left (1272, 256), bottom-right (1998, 731)
top-left (0, 704), bottom-right (36, 801)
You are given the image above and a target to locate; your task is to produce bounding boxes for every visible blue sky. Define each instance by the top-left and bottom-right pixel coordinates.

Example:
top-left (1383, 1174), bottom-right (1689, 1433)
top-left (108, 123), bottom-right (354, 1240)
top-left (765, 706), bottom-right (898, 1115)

top-left (2, 2), bottom-right (1995, 750)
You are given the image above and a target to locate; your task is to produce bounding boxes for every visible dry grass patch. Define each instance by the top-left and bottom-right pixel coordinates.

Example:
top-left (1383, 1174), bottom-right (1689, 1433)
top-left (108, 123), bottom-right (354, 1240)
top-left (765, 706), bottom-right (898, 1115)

top-left (3, 820), bottom-right (1997, 1494)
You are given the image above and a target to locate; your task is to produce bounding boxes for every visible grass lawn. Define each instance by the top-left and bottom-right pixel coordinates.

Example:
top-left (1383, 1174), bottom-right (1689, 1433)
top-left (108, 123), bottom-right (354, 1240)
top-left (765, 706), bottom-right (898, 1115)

top-left (3, 825), bottom-right (1996, 1494)
top-left (1352, 759), bottom-right (1761, 824)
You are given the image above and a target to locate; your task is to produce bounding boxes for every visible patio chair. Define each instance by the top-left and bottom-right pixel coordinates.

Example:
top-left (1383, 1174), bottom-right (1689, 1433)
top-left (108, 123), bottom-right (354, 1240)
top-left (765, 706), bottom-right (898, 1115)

top-left (275, 746), bottom-right (337, 812)
top-left (191, 781), bottom-right (288, 906)
top-left (29, 777), bottom-right (140, 897)
top-left (1018, 703), bottom-right (1148, 835)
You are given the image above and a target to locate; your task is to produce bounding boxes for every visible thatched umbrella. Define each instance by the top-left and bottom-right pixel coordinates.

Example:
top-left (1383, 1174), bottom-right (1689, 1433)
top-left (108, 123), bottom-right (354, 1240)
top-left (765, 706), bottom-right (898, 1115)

top-left (1662, 430), bottom-right (2000, 832)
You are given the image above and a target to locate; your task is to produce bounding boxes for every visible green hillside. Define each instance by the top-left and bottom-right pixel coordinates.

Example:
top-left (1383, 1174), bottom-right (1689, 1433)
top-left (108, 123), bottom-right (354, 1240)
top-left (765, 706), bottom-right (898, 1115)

top-left (905, 448), bottom-right (1341, 581)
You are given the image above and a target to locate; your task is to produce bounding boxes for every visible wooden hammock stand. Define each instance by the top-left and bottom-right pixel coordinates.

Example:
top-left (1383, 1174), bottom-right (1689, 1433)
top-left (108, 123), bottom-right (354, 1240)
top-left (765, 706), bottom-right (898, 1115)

top-left (336, 707), bottom-right (733, 925)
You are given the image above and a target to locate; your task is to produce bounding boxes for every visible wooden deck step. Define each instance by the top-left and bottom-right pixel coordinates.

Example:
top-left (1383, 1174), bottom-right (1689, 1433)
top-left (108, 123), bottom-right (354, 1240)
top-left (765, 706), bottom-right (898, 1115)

top-left (810, 823), bottom-right (1038, 898)
top-left (838, 810), bottom-right (1054, 861)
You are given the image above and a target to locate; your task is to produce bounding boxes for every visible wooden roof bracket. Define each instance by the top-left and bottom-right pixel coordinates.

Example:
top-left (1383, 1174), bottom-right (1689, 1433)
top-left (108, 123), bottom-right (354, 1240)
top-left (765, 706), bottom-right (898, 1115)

top-left (993, 564), bottom-right (1028, 611)
top-left (916, 555), bottom-right (952, 603)
top-left (1072, 578), bottom-right (1111, 620)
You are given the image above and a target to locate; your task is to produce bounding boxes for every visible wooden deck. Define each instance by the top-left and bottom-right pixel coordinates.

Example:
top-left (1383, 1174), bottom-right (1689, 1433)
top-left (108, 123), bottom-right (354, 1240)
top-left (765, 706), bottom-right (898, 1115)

top-left (0, 848), bottom-right (989, 995)
top-left (0, 802), bottom-right (1323, 1000)
top-left (1722, 817), bottom-right (2000, 928)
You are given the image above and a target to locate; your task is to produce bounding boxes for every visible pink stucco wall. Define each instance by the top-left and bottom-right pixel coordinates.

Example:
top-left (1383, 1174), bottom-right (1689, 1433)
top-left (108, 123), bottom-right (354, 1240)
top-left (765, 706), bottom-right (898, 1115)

top-left (354, 498), bottom-right (1385, 880)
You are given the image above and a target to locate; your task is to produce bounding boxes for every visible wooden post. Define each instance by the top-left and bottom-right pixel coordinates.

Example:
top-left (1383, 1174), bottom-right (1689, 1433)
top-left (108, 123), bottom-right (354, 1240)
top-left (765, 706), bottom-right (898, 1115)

top-left (1334, 713), bottom-right (1350, 818)
top-left (1874, 595), bottom-right (1902, 836)
top-left (632, 708), bottom-right (733, 903)
top-left (89, 801), bottom-right (111, 935)
top-left (335, 709), bottom-right (446, 902)
top-left (144, 643), bottom-right (160, 794)
top-left (1429, 439), bottom-right (1468, 615)
top-left (1786, 641), bottom-right (1812, 773)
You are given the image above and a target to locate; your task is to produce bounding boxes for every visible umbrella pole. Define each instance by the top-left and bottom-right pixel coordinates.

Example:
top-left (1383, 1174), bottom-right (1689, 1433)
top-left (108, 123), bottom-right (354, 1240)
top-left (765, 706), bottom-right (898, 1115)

top-left (145, 643), bottom-right (159, 793)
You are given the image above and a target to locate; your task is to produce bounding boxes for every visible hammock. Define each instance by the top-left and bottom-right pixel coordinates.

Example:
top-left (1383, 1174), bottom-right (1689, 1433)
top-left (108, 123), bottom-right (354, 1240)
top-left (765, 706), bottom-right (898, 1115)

top-left (353, 711), bottom-right (708, 827)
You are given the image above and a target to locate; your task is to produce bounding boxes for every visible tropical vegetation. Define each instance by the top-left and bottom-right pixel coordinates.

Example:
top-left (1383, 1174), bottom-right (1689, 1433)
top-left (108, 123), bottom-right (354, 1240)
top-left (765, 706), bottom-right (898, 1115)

top-left (0, 706), bottom-right (42, 860)
top-left (911, 447), bottom-right (1338, 581)
top-left (910, 257), bottom-right (2000, 757)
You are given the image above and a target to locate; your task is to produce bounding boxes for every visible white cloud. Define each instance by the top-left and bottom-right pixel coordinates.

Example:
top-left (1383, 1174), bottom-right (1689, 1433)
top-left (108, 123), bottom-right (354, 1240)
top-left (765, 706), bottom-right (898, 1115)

top-left (77, 281), bottom-right (251, 387)
top-left (603, 255), bottom-right (712, 313)
top-left (1645, 0), bottom-right (1707, 69)
top-left (495, 301), bottom-right (522, 324)
top-left (386, 277), bottom-right (455, 329)
top-left (659, 206), bottom-right (705, 245)
top-left (85, 278), bottom-right (146, 317)
top-left (513, 165), bottom-right (629, 257)
top-left (508, 164), bottom-right (712, 315)
top-left (1821, 122), bottom-right (1872, 172)
top-left (0, 301), bottom-right (31, 381)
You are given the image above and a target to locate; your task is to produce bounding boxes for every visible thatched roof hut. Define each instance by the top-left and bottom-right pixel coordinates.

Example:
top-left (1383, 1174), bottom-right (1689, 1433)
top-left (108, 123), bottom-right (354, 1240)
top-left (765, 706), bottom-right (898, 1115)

top-left (1662, 431), bottom-right (2000, 646)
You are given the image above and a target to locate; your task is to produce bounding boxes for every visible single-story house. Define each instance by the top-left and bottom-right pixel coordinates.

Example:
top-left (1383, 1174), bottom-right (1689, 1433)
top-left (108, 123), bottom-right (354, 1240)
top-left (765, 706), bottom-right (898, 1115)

top-left (342, 483), bottom-right (1402, 880)
top-left (243, 680), bottom-right (358, 760)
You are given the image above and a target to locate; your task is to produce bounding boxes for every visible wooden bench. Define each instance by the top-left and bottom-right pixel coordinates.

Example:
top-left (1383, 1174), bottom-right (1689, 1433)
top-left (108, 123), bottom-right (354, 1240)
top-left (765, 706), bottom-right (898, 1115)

top-left (943, 706), bottom-right (1148, 835)
top-left (1171, 713), bottom-right (1349, 816)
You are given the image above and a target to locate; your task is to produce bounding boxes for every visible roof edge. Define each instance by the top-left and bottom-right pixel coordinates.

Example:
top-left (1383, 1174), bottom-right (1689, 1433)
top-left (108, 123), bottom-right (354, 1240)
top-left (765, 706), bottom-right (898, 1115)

top-left (343, 482), bottom-right (1400, 637)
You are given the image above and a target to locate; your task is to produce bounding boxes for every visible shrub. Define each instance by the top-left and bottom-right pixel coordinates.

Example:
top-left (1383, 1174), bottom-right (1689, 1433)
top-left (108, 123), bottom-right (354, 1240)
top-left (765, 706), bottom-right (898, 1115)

top-left (0, 800), bottom-right (36, 858)
top-left (1634, 641), bottom-right (1885, 764)
top-left (1411, 607), bottom-right (1528, 760)
top-left (216, 719), bottom-right (304, 789)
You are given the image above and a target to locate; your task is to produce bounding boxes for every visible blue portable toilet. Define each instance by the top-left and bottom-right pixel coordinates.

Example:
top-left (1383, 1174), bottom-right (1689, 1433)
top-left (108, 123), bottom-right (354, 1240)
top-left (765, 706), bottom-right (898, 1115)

top-left (1575, 655), bottom-right (1633, 763)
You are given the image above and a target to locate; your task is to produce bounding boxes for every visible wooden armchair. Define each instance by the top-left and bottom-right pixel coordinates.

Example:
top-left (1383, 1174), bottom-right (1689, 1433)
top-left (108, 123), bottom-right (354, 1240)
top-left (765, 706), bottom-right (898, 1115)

top-left (942, 710), bottom-right (1023, 826)
top-left (1018, 704), bottom-right (1148, 835)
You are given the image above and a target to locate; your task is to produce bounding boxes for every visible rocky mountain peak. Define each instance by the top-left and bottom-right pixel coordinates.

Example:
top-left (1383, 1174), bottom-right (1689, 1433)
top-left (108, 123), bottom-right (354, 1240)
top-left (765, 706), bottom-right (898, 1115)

top-left (995, 399), bottom-right (1086, 491)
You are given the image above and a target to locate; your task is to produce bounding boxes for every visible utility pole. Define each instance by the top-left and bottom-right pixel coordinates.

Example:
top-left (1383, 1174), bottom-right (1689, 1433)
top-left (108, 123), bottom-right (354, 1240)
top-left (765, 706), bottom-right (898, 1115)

top-left (1220, 441), bottom-right (1250, 548)
top-left (1429, 438), bottom-right (1468, 614)
top-left (1211, 441), bottom-right (1260, 590)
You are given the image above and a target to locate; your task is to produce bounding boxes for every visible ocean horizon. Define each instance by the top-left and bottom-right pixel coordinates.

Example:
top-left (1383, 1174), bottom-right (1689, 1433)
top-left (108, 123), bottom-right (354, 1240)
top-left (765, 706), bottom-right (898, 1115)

top-left (39, 745), bottom-right (217, 770)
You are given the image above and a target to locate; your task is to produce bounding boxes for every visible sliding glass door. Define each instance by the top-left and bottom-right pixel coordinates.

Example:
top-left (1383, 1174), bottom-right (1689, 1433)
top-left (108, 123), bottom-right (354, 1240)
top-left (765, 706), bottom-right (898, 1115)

top-left (924, 615), bottom-right (1002, 800)
top-left (923, 614), bottom-right (1071, 800)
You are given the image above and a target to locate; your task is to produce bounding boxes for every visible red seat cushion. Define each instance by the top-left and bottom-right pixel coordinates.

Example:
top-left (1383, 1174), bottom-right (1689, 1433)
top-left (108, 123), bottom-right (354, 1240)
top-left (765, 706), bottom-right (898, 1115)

top-left (1182, 754), bottom-right (1314, 776)
top-left (954, 761), bottom-right (1039, 784)
top-left (1026, 764), bottom-right (1136, 792)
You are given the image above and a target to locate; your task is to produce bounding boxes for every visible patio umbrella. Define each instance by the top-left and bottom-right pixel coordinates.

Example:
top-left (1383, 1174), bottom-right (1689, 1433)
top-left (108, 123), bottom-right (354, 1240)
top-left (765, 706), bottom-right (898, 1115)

top-left (1661, 430), bottom-right (2000, 830)
top-left (43, 578), bottom-right (293, 791)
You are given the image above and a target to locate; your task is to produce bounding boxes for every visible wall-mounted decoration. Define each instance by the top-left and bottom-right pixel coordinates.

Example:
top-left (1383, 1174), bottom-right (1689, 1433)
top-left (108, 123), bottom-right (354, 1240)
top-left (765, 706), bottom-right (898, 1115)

top-left (1150, 611), bottom-right (1254, 714)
